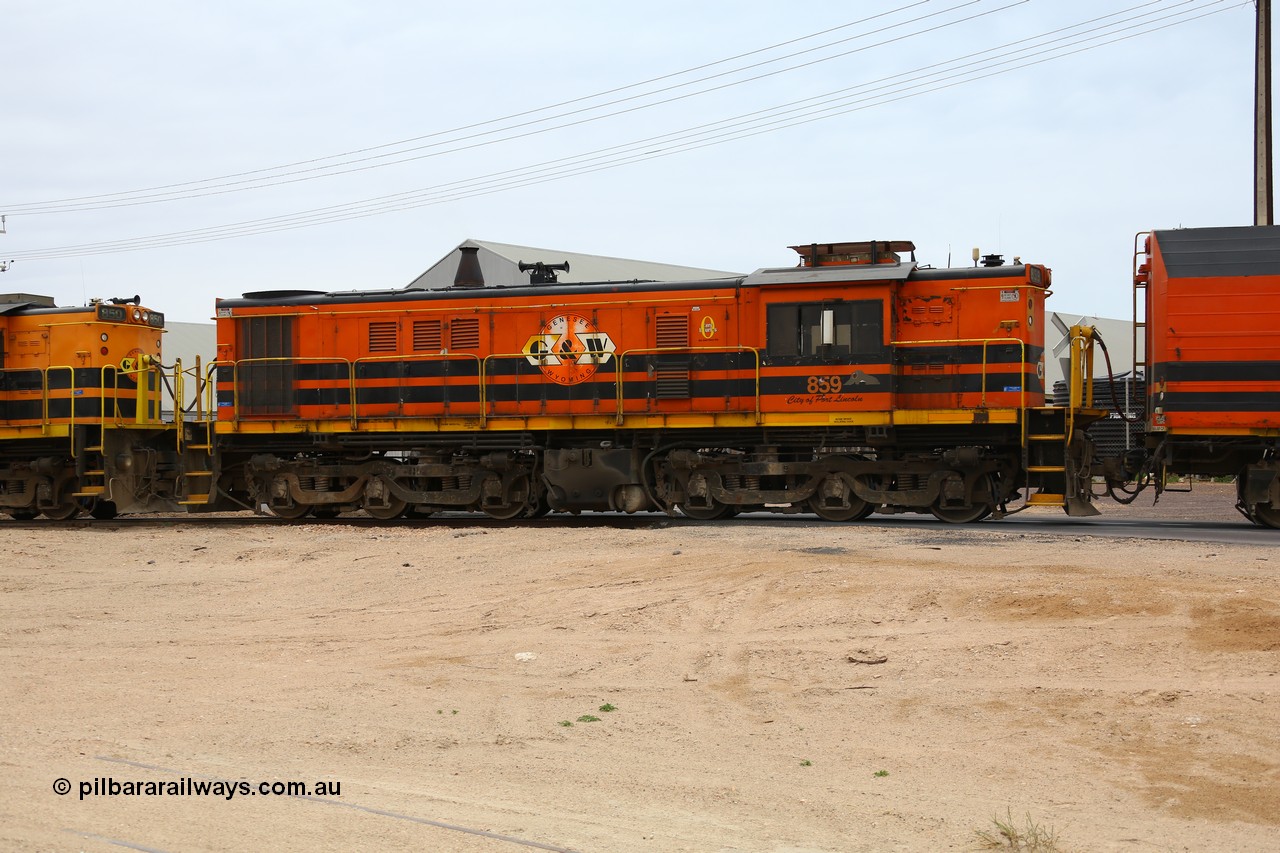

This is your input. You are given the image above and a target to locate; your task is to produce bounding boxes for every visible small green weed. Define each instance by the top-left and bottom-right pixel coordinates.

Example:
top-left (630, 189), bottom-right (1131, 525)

top-left (799, 759), bottom-right (812, 767)
top-left (599, 703), bottom-right (617, 713)
top-left (577, 714), bottom-right (602, 723)
top-left (873, 769), bottom-right (889, 778)
top-left (558, 720), bottom-right (573, 727)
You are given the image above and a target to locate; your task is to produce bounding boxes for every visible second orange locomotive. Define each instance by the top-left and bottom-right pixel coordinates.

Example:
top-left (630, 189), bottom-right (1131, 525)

top-left (211, 240), bottom-right (1081, 521)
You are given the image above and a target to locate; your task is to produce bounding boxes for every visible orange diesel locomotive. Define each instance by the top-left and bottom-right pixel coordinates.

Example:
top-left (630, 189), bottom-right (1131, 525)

top-left (209, 241), bottom-right (1090, 522)
top-left (0, 293), bottom-right (184, 519)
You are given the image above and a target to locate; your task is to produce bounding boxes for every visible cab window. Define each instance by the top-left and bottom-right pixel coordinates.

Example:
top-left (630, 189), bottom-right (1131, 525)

top-left (766, 300), bottom-right (883, 362)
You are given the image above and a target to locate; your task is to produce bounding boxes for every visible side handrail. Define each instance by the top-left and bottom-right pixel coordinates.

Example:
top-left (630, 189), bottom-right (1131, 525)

top-left (889, 336), bottom-right (1027, 405)
top-left (891, 336), bottom-right (1028, 447)
top-left (115, 358), bottom-right (164, 426)
top-left (612, 345), bottom-right (762, 425)
top-left (213, 356), bottom-right (355, 426)
top-left (354, 352), bottom-right (484, 427)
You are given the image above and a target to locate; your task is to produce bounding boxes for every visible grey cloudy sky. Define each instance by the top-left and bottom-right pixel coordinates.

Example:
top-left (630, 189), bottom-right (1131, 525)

top-left (0, 0), bottom-right (1261, 323)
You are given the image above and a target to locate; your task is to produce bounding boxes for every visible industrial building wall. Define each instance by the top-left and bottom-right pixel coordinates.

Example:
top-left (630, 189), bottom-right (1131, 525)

top-left (1045, 312), bottom-right (1138, 389)
top-left (161, 321), bottom-right (216, 420)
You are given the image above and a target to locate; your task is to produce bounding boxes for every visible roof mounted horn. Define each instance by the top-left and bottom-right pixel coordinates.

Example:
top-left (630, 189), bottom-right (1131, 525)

top-left (518, 260), bottom-right (570, 284)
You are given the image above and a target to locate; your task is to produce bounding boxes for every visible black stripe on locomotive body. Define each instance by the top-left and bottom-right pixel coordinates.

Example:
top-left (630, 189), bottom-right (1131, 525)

top-left (218, 377), bottom-right (776, 410)
top-left (1155, 360), bottom-right (1280, 384)
top-left (215, 376), bottom-right (1040, 413)
top-left (896, 372), bottom-right (1042, 396)
top-left (896, 344), bottom-right (1043, 365)
top-left (1148, 361), bottom-right (1280, 414)
top-left (1, 397), bottom-right (149, 421)
top-left (1154, 392), bottom-right (1280, 413)
top-left (1, 367), bottom-right (142, 392)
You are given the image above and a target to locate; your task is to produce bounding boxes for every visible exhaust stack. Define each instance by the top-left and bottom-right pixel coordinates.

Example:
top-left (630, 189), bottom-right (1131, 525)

top-left (453, 246), bottom-right (484, 288)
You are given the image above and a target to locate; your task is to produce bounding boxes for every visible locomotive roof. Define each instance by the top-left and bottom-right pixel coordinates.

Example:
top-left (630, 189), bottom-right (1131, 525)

top-left (0, 293), bottom-right (58, 314)
top-left (1153, 225), bottom-right (1280, 278)
top-left (225, 276), bottom-right (748, 308)
top-left (0, 301), bottom-right (96, 317)
top-left (219, 260), bottom-right (1037, 310)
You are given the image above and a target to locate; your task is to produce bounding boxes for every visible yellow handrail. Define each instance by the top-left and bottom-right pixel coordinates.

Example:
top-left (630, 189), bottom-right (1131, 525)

top-left (213, 356), bottom-right (355, 426)
top-left (353, 352), bottom-right (484, 426)
top-left (891, 336), bottom-right (1029, 447)
top-left (611, 345), bottom-right (762, 425)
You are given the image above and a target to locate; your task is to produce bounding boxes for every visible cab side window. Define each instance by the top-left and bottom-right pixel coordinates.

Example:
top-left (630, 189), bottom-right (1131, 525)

top-left (766, 300), bottom-right (883, 363)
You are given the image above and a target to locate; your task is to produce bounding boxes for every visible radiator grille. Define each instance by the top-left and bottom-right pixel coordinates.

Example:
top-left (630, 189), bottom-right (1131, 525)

top-left (655, 314), bottom-right (690, 348)
top-left (654, 314), bottom-right (690, 399)
top-left (450, 317), bottom-right (481, 350)
top-left (413, 319), bottom-right (443, 352)
top-left (368, 321), bottom-right (398, 353)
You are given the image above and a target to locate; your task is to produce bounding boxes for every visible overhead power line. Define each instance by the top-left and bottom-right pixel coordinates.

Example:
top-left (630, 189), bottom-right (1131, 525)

top-left (2, 0), bottom-right (1008, 215)
top-left (0, 1), bottom-right (935, 212)
top-left (4, 0), bottom-right (1243, 261)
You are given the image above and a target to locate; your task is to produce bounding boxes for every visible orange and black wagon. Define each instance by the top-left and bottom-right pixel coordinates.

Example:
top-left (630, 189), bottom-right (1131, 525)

top-left (210, 240), bottom-right (1094, 522)
top-left (1107, 225), bottom-right (1280, 527)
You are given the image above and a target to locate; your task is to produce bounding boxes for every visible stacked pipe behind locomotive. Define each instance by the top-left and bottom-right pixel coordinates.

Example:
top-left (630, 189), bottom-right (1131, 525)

top-left (1103, 225), bottom-right (1280, 528)
top-left (210, 239), bottom-right (1077, 522)
top-left (0, 293), bottom-right (187, 519)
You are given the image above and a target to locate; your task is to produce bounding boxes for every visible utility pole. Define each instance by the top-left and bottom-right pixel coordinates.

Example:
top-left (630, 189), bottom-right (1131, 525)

top-left (1256, 0), bottom-right (1273, 225)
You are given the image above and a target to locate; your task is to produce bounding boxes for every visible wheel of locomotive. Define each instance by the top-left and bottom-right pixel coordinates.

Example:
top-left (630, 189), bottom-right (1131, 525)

top-left (930, 503), bottom-right (991, 524)
top-left (1251, 502), bottom-right (1280, 530)
top-left (270, 503), bottom-right (312, 520)
top-left (363, 497), bottom-right (407, 521)
top-left (808, 492), bottom-right (874, 522)
top-left (930, 475), bottom-right (994, 524)
top-left (7, 508), bottom-right (39, 521)
top-left (481, 474), bottom-right (534, 521)
top-left (41, 502), bottom-right (83, 521)
top-left (89, 500), bottom-right (119, 520)
top-left (677, 499), bottom-right (737, 521)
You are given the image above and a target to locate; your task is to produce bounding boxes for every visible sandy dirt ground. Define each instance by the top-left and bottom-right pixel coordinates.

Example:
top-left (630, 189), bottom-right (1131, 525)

top-left (2, 483), bottom-right (1279, 853)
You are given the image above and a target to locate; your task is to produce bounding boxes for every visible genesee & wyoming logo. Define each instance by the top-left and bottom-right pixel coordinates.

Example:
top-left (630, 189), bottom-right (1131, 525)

top-left (522, 313), bottom-right (616, 386)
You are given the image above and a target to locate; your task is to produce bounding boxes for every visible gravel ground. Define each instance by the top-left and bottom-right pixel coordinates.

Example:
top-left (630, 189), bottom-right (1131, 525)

top-left (2, 482), bottom-right (1278, 852)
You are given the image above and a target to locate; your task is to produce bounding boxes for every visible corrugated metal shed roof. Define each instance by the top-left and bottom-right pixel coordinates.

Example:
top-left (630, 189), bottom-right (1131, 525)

top-left (404, 239), bottom-right (741, 290)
